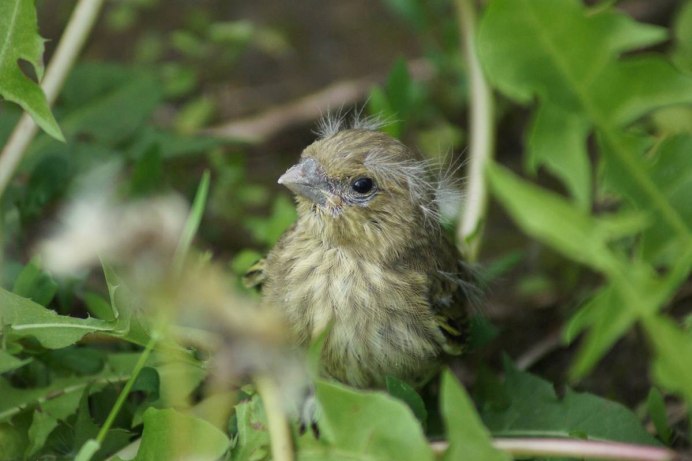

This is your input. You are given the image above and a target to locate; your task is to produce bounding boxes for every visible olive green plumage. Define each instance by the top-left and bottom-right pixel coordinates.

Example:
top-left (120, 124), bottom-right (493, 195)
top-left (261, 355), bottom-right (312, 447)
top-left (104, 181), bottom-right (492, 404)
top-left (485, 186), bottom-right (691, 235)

top-left (245, 120), bottom-right (475, 389)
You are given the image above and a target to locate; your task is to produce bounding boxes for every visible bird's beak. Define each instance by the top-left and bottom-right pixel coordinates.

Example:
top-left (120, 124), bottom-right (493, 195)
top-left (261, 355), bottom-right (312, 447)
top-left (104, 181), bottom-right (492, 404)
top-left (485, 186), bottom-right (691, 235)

top-left (278, 157), bottom-right (330, 206)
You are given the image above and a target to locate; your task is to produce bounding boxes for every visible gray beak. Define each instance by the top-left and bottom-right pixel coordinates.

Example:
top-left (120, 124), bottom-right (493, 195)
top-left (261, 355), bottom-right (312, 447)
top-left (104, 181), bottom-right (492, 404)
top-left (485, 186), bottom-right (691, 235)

top-left (278, 157), bottom-right (330, 206)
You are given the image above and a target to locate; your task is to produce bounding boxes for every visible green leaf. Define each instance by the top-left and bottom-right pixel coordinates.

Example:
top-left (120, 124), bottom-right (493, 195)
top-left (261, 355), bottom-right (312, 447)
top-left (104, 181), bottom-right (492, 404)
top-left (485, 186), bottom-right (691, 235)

top-left (62, 76), bottom-right (161, 145)
top-left (16, 62), bottom-right (162, 167)
top-left (17, 153), bottom-right (71, 221)
top-left (478, 0), bottom-right (692, 217)
top-left (0, 421), bottom-right (28, 461)
top-left (83, 291), bottom-right (116, 322)
top-left (638, 134), bottom-right (692, 263)
top-left (646, 388), bottom-right (672, 445)
top-left (385, 376), bottom-right (428, 428)
top-left (133, 408), bottom-right (230, 461)
top-left (0, 0), bottom-right (63, 140)
top-left (672, 0), bottom-right (692, 74)
top-left (481, 359), bottom-right (659, 445)
top-left (43, 347), bottom-right (105, 375)
top-left (174, 170), bottom-right (210, 271)
top-left (12, 260), bottom-right (57, 306)
top-left (0, 350), bottom-right (30, 374)
top-left (440, 371), bottom-right (509, 461)
top-left (72, 386), bottom-right (132, 461)
top-left (526, 101), bottom-right (591, 208)
top-left (598, 131), bottom-right (691, 257)
top-left (385, 58), bottom-right (415, 122)
top-left (0, 287), bottom-right (117, 349)
top-left (303, 380), bottom-right (434, 461)
top-left (154, 360), bottom-right (207, 408)
top-left (644, 315), bottom-right (692, 406)
top-left (230, 394), bottom-right (270, 461)
top-left (479, 0), bottom-right (671, 113)
top-left (231, 249), bottom-right (263, 278)
top-left (564, 283), bottom-right (635, 378)
top-left (25, 387), bottom-right (83, 458)
top-left (368, 86), bottom-right (400, 138)
top-left (0, 360), bottom-right (131, 424)
top-left (488, 162), bottom-right (690, 377)
top-left (245, 195), bottom-right (297, 247)
top-left (129, 144), bottom-right (163, 196)
top-left (367, 58), bottom-right (419, 139)
top-left (486, 163), bottom-right (646, 272)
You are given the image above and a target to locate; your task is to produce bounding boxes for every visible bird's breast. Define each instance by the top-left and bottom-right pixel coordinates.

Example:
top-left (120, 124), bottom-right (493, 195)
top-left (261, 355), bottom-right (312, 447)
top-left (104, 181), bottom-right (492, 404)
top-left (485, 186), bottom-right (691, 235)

top-left (283, 246), bottom-right (384, 338)
top-left (268, 240), bottom-right (442, 387)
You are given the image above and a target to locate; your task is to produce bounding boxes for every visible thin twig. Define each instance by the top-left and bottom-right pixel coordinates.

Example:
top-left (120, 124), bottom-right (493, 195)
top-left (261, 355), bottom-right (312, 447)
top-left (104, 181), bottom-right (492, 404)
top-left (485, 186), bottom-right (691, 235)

top-left (431, 438), bottom-right (677, 461)
top-left (455, 0), bottom-right (495, 262)
top-left (203, 59), bottom-right (433, 144)
top-left (0, 0), bottom-right (104, 197)
top-left (255, 374), bottom-right (294, 461)
top-left (515, 329), bottom-right (563, 371)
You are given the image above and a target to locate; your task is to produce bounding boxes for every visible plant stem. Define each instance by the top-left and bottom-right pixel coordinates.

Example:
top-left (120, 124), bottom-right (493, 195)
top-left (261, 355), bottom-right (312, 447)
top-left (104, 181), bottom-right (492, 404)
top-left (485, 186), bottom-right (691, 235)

top-left (0, 0), bottom-right (104, 198)
top-left (96, 334), bottom-right (158, 443)
top-left (256, 374), bottom-right (294, 461)
top-left (431, 438), bottom-right (676, 461)
top-left (492, 438), bottom-right (675, 461)
top-left (455, 0), bottom-right (495, 262)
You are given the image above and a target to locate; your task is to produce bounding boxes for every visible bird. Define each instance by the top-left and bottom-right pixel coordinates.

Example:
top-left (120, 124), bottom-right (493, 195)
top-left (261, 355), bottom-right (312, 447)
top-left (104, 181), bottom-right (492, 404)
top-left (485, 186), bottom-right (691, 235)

top-left (244, 115), bottom-right (477, 389)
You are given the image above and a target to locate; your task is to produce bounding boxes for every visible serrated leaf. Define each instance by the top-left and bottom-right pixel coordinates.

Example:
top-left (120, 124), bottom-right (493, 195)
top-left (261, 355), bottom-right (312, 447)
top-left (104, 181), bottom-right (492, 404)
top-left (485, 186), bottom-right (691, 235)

top-left (440, 371), bottom-right (509, 461)
top-left (230, 394), bottom-right (270, 461)
top-left (479, 0), bottom-right (675, 118)
top-left (488, 162), bottom-right (689, 377)
top-left (0, 0), bottom-right (63, 140)
top-left (639, 134), bottom-right (692, 262)
top-left (481, 359), bottom-right (659, 445)
top-left (598, 131), bottom-right (692, 259)
top-left (478, 0), bottom-right (692, 213)
top-left (0, 363), bottom-right (130, 424)
top-left (486, 163), bottom-right (646, 272)
top-left (305, 380), bottom-right (434, 461)
top-left (0, 287), bottom-right (117, 349)
top-left (133, 408), bottom-right (230, 461)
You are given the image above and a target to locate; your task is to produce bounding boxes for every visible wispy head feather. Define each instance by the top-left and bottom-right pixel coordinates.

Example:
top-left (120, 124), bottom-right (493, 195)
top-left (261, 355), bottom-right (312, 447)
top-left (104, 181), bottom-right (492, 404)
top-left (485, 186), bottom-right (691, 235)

top-left (364, 148), bottom-right (464, 228)
top-left (314, 108), bottom-right (389, 139)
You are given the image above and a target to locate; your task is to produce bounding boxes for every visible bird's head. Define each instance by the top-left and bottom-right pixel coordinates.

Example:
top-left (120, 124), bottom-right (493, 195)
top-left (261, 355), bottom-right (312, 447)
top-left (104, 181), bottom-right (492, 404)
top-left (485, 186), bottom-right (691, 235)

top-left (279, 127), bottom-right (452, 252)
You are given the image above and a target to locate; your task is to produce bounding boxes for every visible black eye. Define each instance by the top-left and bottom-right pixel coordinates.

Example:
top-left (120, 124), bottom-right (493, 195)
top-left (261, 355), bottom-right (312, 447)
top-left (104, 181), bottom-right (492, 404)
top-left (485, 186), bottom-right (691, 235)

top-left (351, 177), bottom-right (374, 194)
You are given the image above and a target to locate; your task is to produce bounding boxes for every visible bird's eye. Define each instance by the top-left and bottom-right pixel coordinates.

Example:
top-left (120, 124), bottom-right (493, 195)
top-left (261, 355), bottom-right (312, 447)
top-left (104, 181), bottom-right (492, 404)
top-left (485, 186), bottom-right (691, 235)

top-left (351, 177), bottom-right (374, 194)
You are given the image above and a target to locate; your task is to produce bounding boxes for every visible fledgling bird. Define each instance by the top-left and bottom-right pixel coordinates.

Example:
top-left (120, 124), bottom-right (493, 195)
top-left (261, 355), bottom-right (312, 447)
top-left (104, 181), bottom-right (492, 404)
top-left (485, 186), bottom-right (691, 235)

top-left (245, 116), bottom-right (477, 389)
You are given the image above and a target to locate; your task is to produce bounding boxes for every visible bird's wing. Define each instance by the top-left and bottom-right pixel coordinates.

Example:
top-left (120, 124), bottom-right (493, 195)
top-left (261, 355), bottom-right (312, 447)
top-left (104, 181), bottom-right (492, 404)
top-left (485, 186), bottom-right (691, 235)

top-left (428, 242), bottom-right (479, 356)
top-left (242, 257), bottom-right (267, 290)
